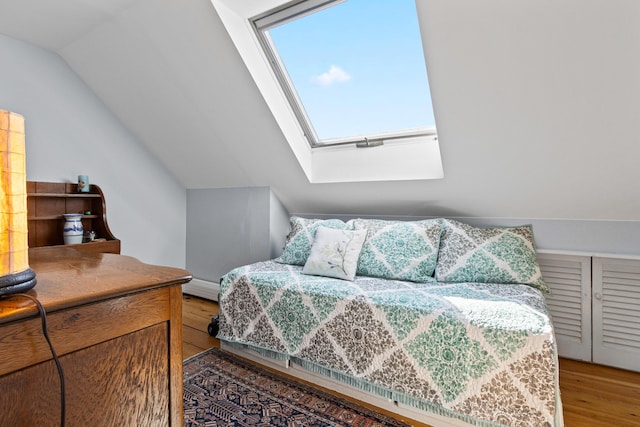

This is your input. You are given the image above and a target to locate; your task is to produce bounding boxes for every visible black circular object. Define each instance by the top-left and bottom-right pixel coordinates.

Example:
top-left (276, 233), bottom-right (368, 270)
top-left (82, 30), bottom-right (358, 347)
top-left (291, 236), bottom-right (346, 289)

top-left (208, 315), bottom-right (220, 337)
top-left (0, 268), bottom-right (37, 297)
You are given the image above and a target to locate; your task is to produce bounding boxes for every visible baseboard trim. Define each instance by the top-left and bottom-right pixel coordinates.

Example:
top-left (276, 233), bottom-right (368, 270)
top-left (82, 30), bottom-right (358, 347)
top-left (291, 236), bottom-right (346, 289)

top-left (182, 278), bottom-right (219, 301)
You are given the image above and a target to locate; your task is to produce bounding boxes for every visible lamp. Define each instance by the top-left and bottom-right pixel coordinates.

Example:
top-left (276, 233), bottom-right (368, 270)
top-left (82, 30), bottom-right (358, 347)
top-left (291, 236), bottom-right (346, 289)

top-left (0, 110), bottom-right (36, 296)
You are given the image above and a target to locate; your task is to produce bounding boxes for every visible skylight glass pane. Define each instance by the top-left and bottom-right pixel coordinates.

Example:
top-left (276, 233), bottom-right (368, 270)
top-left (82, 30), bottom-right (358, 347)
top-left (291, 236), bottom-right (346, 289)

top-left (267, 0), bottom-right (435, 143)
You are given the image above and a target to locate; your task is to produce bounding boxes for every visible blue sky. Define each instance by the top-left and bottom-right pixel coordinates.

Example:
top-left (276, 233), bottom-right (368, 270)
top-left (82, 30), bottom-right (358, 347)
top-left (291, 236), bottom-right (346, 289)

top-left (268, 0), bottom-right (435, 141)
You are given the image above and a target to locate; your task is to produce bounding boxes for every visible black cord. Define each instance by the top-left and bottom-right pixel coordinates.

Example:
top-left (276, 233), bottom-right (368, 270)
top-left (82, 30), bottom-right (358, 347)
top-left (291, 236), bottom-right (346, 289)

top-left (14, 293), bottom-right (66, 427)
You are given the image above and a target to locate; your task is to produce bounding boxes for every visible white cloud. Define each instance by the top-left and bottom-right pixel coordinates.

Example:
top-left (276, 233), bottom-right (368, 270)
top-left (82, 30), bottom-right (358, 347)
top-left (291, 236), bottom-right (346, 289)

top-left (312, 65), bottom-right (352, 86)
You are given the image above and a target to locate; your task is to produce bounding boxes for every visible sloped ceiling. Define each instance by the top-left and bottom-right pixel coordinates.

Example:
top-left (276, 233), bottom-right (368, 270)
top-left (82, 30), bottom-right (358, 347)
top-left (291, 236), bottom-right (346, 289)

top-left (1, 0), bottom-right (640, 220)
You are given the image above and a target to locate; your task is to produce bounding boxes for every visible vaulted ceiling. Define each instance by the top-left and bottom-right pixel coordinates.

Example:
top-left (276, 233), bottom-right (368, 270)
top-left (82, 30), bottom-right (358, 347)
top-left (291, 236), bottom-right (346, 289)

top-left (2, 0), bottom-right (640, 220)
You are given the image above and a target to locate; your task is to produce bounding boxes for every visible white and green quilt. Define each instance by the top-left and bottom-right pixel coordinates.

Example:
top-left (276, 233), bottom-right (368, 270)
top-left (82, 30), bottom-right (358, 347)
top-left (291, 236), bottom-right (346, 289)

top-left (218, 260), bottom-right (562, 427)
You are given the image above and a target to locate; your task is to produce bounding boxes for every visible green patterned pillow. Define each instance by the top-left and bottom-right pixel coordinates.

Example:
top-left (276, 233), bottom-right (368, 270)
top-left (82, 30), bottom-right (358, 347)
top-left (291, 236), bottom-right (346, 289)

top-left (276, 216), bottom-right (350, 266)
top-left (302, 226), bottom-right (368, 281)
top-left (352, 218), bottom-right (442, 283)
top-left (435, 219), bottom-right (549, 292)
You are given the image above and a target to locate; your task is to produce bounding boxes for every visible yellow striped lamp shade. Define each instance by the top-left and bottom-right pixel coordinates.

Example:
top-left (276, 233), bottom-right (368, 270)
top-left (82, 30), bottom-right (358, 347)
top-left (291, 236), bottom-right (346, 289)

top-left (0, 110), bottom-right (36, 296)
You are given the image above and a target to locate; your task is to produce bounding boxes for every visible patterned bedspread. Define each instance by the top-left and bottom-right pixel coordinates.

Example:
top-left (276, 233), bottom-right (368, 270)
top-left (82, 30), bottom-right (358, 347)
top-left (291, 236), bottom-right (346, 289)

top-left (218, 260), bottom-right (562, 427)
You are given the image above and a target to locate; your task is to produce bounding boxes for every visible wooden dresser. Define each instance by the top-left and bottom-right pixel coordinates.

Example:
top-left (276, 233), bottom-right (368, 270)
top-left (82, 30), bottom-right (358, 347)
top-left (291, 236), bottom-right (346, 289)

top-left (0, 247), bottom-right (191, 427)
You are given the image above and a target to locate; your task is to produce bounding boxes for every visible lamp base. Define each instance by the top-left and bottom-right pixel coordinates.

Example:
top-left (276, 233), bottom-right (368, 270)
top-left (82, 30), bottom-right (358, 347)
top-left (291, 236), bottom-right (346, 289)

top-left (0, 268), bottom-right (37, 297)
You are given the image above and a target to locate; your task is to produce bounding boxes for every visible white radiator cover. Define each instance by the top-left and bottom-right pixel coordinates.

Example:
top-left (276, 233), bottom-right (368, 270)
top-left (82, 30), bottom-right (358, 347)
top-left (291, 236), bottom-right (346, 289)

top-left (592, 256), bottom-right (640, 372)
top-left (539, 250), bottom-right (640, 372)
top-left (537, 251), bottom-right (592, 362)
top-left (182, 278), bottom-right (219, 301)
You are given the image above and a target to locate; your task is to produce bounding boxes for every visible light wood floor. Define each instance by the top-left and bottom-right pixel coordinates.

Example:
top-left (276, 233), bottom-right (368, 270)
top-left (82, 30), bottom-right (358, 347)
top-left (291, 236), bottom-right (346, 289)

top-left (182, 294), bottom-right (640, 427)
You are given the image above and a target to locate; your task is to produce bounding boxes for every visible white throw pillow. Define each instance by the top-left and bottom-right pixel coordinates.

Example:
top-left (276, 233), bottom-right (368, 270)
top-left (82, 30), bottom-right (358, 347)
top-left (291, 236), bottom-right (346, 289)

top-left (302, 226), bottom-right (368, 281)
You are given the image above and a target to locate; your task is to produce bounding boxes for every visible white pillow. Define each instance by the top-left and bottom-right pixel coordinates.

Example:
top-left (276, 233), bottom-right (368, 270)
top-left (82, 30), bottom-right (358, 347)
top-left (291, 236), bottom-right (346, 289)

top-left (302, 226), bottom-right (368, 281)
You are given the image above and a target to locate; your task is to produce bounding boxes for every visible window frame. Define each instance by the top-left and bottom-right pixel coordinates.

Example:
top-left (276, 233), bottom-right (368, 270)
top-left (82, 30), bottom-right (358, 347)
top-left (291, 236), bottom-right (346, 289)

top-left (211, 0), bottom-right (444, 183)
top-left (252, 0), bottom-right (437, 148)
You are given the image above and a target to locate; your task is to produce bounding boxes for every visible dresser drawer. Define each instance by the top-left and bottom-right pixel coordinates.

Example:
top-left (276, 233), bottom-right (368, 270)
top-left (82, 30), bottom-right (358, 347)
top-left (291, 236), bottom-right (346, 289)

top-left (0, 287), bottom-right (170, 376)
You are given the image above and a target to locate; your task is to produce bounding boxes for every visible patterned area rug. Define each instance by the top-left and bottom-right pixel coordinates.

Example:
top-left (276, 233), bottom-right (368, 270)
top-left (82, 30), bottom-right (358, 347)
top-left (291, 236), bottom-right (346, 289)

top-left (183, 347), bottom-right (409, 427)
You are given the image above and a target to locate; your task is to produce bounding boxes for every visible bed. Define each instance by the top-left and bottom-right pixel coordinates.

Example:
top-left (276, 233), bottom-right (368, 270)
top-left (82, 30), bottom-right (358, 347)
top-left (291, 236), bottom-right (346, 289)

top-left (217, 217), bottom-right (564, 427)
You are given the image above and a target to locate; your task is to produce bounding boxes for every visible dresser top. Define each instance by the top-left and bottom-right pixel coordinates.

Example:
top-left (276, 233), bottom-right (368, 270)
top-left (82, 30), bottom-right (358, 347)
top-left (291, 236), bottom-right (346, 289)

top-left (0, 247), bottom-right (191, 324)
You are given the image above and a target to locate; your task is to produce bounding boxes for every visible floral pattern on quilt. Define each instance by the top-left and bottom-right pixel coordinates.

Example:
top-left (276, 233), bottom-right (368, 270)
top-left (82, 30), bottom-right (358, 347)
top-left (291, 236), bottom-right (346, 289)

top-left (366, 349), bottom-right (442, 405)
top-left (436, 219), bottom-right (549, 292)
top-left (406, 314), bottom-right (498, 403)
top-left (352, 218), bottom-right (442, 283)
top-left (454, 342), bottom-right (556, 427)
top-left (219, 260), bottom-right (560, 427)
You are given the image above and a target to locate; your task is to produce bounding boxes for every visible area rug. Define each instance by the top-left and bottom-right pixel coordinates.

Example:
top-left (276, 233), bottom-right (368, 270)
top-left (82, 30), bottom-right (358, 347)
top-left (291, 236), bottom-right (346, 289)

top-left (183, 347), bottom-right (410, 427)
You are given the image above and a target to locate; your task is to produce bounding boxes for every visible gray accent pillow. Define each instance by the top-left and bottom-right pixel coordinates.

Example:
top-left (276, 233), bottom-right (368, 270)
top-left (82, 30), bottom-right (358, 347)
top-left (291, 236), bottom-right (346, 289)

top-left (435, 219), bottom-right (548, 292)
top-left (276, 216), bottom-right (350, 266)
top-left (352, 218), bottom-right (442, 283)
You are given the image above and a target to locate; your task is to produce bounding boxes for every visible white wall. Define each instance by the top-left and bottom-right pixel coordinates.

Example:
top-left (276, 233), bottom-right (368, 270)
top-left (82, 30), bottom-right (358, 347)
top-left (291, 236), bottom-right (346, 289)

top-left (416, 0), bottom-right (640, 221)
top-left (186, 187), bottom-right (290, 283)
top-left (0, 33), bottom-right (186, 268)
top-left (269, 190), bottom-right (290, 259)
top-left (41, 0), bottom-right (640, 224)
top-left (3, 0), bottom-right (640, 261)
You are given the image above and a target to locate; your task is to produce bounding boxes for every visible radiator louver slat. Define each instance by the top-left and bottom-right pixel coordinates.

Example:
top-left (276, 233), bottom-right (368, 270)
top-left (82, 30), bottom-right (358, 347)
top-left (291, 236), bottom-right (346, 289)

top-left (537, 252), bottom-right (591, 361)
top-left (601, 316), bottom-right (640, 331)
top-left (602, 332), bottom-right (640, 349)
top-left (602, 286), bottom-right (639, 297)
top-left (547, 293), bottom-right (581, 304)
top-left (602, 270), bottom-right (640, 281)
top-left (593, 257), bottom-right (640, 372)
top-left (602, 300), bottom-right (638, 312)
top-left (601, 324), bottom-right (640, 342)
top-left (546, 303), bottom-right (581, 317)
top-left (601, 311), bottom-right (640, 324)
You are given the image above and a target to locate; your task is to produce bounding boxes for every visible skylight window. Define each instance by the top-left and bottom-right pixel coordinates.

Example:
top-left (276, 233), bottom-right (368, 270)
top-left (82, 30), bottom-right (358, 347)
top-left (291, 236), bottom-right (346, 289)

top-left (212, 0), bottom-right (444, 183)
top-left (254, 0), bottom-right (437, 147)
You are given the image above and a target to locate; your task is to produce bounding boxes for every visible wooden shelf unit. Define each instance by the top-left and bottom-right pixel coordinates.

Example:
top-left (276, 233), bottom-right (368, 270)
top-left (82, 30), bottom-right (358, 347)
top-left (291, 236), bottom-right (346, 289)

top-left (27, 181), bottom-right (121, 254)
